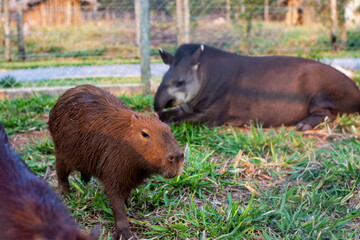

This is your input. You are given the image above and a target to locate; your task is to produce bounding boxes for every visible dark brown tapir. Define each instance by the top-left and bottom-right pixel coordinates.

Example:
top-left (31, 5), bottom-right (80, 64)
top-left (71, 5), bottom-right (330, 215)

top-left (154, 43), bottom-right (360, 130)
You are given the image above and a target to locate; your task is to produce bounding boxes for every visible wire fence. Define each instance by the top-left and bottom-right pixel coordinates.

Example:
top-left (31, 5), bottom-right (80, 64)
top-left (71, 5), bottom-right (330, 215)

top-left (0, 0), bottom-right (360, 91)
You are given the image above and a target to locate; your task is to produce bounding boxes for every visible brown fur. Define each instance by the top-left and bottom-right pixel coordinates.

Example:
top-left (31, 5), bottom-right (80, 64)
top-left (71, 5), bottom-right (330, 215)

top-left (48, 84), bottom-right (184, 240)
top-left (0, 122), bottom-right (98, 240)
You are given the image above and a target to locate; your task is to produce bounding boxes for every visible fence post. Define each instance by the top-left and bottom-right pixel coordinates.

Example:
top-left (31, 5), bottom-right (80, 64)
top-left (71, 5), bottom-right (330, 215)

top-left (330, 0), bottom-right (338, 52)
top-left (264, 0), bottom-right (269, 22)
top-left (4, 0), bottom-right (11, 62)
top-left (183, 0), bottom-right (190, 43)
top-left (176, 0), bottom-right (190, 45)
top-left (330, 0), bottom-right (337, 52)
top-left (138, 0), bottom-right (151, 94)
top-left (226, 0), bottom-right (231, 22)
top-left (16, 0), bottom-right (26, 60)
top-left (176, 0), bottom-right (184, 45)
top-left (135, 0), bottom-right (140, 56)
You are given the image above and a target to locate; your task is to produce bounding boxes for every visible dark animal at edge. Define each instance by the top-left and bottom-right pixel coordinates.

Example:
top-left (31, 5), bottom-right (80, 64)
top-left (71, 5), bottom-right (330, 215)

top-left (48, 84), bottom-right (184, 240)
top-left (0, 122), bottom-right (98, 240)
top-left (154, 44), bottom-right (360, 130)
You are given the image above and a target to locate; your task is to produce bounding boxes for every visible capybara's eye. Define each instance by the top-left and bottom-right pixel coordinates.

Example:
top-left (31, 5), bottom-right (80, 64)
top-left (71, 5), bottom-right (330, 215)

top-left (141, 130), bottom-right (150, 139)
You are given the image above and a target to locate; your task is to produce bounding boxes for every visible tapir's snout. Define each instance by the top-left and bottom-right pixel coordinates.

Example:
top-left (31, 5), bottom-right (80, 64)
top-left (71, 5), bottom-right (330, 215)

top-left (154, 85), bottom-right (174, 112)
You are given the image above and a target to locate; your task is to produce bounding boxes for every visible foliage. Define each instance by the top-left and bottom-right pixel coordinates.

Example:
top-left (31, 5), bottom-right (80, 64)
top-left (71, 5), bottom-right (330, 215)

top-left (0, 94), bottom-right (56, 135)
top-left (347, 28), bottom-right (360, 48)
top-left (0, 75), bottom-right (21, 88)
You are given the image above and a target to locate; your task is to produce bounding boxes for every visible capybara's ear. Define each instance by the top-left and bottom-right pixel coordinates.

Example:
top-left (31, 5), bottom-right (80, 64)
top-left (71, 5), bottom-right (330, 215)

top-left (153, 113), bottom-right (160, 119)
top-left (131, 114), bottom-right (139, 126)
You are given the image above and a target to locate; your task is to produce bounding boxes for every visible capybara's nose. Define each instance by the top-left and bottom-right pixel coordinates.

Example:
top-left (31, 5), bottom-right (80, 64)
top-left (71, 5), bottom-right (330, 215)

top-left (167, 152), bottom-right (184, 163)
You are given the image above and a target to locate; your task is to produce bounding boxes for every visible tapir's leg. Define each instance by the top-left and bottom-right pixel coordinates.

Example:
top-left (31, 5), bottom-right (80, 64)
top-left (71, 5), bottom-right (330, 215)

top-left (296, 105), bottom-right (332, 131)
top-left (158, 107), bottom-right (186, 123)
top-left (159, 104), bottom-right (210, 124)
top-left (55, 154), bottom-right (71, 193)
top-left (159, 104), bottom-right (194, 123)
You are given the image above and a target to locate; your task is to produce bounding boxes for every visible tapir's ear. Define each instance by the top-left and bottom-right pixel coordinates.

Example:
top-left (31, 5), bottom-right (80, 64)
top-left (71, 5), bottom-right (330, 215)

top-left (159, 48), bottom-right (173, 65)
top-left (191, 44), bottom-right (204, 70)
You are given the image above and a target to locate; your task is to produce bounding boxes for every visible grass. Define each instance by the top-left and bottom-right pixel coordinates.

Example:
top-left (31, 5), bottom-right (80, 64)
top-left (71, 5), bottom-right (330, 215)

top-left (1, 76), bottom-right (162, 89)
top-left (3, 93), bottom-right (360, 239)
top-left (0, 58), bottom-right (144, 70)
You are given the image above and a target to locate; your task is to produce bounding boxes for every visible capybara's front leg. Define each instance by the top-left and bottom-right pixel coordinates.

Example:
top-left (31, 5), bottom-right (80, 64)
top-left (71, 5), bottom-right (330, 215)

top-left (108, 193), bottom-right (136, 240)
top-left (55, 155), bottom-right (71, 193)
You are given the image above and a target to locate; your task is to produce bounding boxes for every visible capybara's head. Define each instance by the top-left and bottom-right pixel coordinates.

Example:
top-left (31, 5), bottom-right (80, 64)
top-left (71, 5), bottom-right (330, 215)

top-left (123, 111), bottom-right (184, 179)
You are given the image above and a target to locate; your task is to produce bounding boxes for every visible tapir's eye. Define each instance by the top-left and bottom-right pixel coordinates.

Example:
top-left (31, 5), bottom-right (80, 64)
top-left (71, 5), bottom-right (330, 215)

top-left (141, 130), bottom-right (150, 139)
top-left (176, 80), bottom-right (185, 88)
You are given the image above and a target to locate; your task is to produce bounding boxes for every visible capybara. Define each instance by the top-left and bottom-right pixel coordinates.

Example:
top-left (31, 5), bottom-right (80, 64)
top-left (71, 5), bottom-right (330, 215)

top-left (48, 84), bottom-right (184, 240)
top-left (0, 122), bottom-right (98, 240)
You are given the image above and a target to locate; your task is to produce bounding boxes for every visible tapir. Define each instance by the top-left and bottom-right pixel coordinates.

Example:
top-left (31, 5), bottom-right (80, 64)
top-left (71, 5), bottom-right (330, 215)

top-left (154, 43), bottom-right (360, 130)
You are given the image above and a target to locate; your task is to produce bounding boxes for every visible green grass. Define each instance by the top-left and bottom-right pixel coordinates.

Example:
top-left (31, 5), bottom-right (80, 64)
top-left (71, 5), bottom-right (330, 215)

top-left (2, 76), bottom-right (162, 89)
top-left (3, 94), bottom-right (360, 239)
top-left (0, 94), bottom-right (56, 135)
top-left (0, 58), bottom-right (165, 70)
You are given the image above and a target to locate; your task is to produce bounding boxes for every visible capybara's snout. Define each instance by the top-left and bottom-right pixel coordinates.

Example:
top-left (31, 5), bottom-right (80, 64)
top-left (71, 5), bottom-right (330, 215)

top-left (167, 152), bottom-right (184, 163)
top-left (162, 151), bottom-right (184, 179)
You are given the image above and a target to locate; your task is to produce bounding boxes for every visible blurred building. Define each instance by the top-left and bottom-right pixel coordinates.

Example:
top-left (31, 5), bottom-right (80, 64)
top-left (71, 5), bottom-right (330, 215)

top-left (345, 0), bottom-right (360, 26)
top-left (9, 0), bottom-right (99, 27)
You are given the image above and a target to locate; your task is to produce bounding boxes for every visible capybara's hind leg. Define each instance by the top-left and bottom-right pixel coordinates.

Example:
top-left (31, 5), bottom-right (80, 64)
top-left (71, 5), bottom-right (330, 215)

top-left (56, 157), bottom-right (71, 193)
top-left (296, 107), bottom-right (332, 131)
top-left (81, 171), bottom-right (91, 184)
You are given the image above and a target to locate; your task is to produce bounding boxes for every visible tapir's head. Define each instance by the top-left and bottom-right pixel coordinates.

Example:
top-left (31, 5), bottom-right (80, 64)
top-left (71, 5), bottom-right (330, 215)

top-left (154, 44), bottom-right (205, 113)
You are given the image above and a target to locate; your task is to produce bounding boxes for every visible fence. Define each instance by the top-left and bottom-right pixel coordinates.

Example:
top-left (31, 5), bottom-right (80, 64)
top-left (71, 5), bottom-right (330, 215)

top-left (0, 0), bottom-right (360, 94)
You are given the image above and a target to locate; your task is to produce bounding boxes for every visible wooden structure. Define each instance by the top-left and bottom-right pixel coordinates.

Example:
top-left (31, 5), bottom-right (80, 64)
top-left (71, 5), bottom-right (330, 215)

top-left (278, 0), bottom-right (314, 25)
top-left (9, 0), bottom-right (99, 27)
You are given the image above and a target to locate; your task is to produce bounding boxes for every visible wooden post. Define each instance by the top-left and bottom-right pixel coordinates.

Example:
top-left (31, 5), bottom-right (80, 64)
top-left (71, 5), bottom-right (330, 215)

top-left (135, 0), bottom-right (140, 56)
top-left (176, 0), bottom-right (184, 45)
top-left (339, 3), bottom-right (346, 49)
top-left (16, 0), bottom-right (26, 60)
top-left (340, 23), bottom-right (346, 49)
top-left (330, 0), bottom-right (337, 52)
top-left (138, 0), bottom-right (151, 94)
top-left (176, 0), bottom-right (190, 45)
top-left (264, 0), bottom-right (269, 22)
top-left (66, 0), bottom-right (72, 26)
top-left (226, 0), bottom-right (231, 22)
top-left (4, 0), bottom-right (11, 61)
top-left (183, 0), bottom-right (190, 43)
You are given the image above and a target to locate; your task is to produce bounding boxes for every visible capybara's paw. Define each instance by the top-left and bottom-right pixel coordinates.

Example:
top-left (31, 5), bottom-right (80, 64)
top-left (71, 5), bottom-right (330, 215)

top-left (112, 232), bottom-right (138, 240)
top-left (59, 183), bottom-right (71, 195)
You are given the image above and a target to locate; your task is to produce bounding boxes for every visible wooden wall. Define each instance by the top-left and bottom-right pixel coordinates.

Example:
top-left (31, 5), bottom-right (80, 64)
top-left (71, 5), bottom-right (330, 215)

top-left (23, 0), bottom-right (82, 27)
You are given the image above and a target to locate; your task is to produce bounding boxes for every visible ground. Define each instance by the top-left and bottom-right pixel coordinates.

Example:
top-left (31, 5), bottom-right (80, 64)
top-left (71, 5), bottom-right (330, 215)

top-left (2, 93), bottom-right (360, 239)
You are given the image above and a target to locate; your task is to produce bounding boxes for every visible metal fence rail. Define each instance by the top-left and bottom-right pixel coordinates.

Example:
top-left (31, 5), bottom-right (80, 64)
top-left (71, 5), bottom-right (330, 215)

top-left (0, 0), bottom-right (359, 91)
